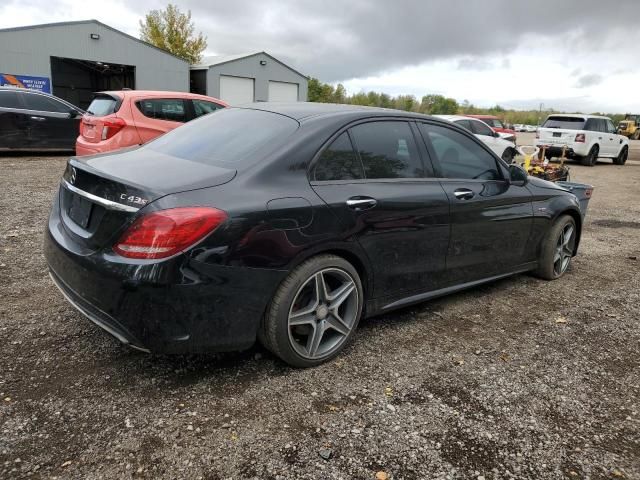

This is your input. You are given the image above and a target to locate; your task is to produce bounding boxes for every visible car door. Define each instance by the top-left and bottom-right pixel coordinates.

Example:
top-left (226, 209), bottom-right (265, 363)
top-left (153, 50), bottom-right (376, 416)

top-left (310, 120), bottom-right (450, 299)
top-left (417, 122), bottom-right (534, 284)
top-left (0, 89), bottom-right (30, 150)
top-left (21, 92), bottom-right (80, 149)
top-left (468, 118), bottom-right (505, 157)
top-left (131, 97), bottom-right (188, 143)
top-left (604, 119), bottom-right (622, 156)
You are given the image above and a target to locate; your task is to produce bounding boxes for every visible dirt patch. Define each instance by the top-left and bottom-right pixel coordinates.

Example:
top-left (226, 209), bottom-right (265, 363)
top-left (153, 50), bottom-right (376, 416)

top-left (1, 154), bottom-right (639, 479)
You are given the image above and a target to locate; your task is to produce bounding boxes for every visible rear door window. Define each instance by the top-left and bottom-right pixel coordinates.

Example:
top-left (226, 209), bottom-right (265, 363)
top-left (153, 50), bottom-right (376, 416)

top-left (314, 132), bottom-right (364, 181)
top-left (453, 119), bottom-right (472, 131)
top-left (22, 94), bottom-right (69, 113)
top-left (349, 121), bottom-right (424, 179)
top-left (420, 123), bottom-right (501, 180)
top-left (0, 90), bottom-right (23, 109)
top-left (136, 98), bottom-right (187, 122)
top-left (192, 99), bottom-right (224, 118)
top-left (543, 116), bottom-right (586, 130)
top-left (470, 120), bottom-right (494, 137)
top-left (87, 95), bottom-right (119, 116)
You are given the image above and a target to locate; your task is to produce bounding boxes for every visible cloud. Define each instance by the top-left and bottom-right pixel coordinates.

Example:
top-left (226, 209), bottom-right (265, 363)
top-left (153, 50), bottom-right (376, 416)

top-left (1, 0), bottom-right (639, 111)
top-left (575, 74), bottom-right (603, 88)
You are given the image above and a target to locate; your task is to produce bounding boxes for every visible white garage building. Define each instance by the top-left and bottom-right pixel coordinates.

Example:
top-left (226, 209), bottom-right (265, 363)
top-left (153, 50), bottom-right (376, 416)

top-left (190, 52), bottom-right (308, 105)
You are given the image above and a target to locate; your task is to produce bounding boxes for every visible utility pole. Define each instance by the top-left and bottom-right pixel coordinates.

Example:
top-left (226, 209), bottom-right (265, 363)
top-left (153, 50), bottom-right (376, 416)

top-left (538, 103), bottom-right (545, 126)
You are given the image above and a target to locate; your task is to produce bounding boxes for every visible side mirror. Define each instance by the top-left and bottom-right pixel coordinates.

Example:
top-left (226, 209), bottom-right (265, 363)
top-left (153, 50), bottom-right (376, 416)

top-left (494, 131), bottom-right (500, 138)
top-left (509, 164), bottom-right (528, 186)
top-left (68, 109), bottom-right (79, 118)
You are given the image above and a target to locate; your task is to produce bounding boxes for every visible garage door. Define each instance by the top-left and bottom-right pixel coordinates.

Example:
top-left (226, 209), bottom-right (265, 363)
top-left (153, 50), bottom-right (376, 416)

top-left (219, 76), bottom-right (254, 105)
top-left (268, 81), bottom-right (299, 102)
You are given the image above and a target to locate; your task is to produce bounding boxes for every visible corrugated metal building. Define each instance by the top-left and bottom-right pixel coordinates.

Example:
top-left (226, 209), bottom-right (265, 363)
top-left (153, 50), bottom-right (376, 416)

top-left (0, 20), bottom-right (189, 109)
top-left (190, 52), bottom-right (308, 105)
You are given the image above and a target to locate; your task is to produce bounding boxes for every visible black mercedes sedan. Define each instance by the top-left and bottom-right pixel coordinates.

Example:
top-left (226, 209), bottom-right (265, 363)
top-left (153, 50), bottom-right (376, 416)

top-left (45, 103), bottom-right (583, 367)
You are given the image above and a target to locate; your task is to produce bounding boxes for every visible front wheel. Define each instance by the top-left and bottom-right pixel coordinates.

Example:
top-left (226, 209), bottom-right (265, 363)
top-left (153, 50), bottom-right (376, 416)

top-left (258, 254), bottom-right (364, 367)
top-left (533, 215), bottom-right (577, 280)
top-left (614, 146), bottom-right (628, 165)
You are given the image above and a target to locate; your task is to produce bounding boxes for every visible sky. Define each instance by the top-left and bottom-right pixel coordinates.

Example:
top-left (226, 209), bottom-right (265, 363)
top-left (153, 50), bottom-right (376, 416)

top-left (1, 0), bottom-right (639, 113)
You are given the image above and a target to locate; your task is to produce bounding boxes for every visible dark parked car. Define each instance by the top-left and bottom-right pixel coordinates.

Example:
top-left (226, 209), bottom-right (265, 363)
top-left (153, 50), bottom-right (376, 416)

top-left (0, 87), bottom-right (83, 152)
top-left (45, 103), bottom-right (584, 367)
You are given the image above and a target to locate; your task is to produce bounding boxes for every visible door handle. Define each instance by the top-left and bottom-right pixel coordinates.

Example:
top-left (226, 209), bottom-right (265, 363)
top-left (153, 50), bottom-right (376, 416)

top-left (453, 188), bottom-right (475, 200)
top-left (346, 197), bottom-right (377, 210)
top-left (30, 116), bottom-right (46, 121)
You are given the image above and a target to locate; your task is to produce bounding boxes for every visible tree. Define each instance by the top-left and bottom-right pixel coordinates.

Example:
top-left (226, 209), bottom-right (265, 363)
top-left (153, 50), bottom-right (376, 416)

top-left (140, 4), bottom-right (207, 64)
top-left (420, 94), bottom-right (459, 114)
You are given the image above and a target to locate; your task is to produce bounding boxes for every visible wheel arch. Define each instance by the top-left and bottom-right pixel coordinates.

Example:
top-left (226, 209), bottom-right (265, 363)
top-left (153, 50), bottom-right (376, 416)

top-left (286, 244), bottom-right (373, 299)
top-left (555, 207), bottom-right (583, 255)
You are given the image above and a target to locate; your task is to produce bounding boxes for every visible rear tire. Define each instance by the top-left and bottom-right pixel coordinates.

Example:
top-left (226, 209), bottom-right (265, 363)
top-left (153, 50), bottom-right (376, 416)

top-left (533, 215), bottom-right (577, 280)
top-left (614, 146), bottom-right (628, 165)
top-left (258, 254), bottom-right (364, 368)
top-left (581, 145), bottom-right (598, 166)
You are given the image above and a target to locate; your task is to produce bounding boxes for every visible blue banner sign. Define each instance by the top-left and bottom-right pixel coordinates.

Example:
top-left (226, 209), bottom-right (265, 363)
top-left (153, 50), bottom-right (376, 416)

top-left (0, 73), bottom-right (51, 93)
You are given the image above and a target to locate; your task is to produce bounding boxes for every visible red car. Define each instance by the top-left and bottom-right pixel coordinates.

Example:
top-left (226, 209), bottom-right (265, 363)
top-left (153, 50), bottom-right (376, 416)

top-left (76, 90), bottom-right (227, 156)
top-left (465, 114), bottom-right (516, 139)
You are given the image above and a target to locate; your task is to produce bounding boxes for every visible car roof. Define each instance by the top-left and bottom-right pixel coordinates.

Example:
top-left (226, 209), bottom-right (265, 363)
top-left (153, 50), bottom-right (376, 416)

top-left (546, 113), bottom-right (610, 120)
top-left (97, 90), bottom-right (227, 104)
top-left (234, 102), bottom-right (449, 123)
top-left (434, 114), bottom-right (479, 122)
top-left (465, 114), bottom-right (498, 119)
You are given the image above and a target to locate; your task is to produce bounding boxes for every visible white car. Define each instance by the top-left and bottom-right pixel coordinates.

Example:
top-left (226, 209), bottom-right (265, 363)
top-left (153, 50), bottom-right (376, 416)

top-left (435, 115), bottom-right (518, 162)
top-left (536, 114), bottom-right (629, 166)
top-left (524, 124), bottom-right (538, 133)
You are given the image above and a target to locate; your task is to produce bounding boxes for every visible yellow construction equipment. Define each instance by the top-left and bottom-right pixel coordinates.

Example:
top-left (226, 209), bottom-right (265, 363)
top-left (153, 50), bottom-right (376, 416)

top-left (617, 114), bottom-right (640, 140)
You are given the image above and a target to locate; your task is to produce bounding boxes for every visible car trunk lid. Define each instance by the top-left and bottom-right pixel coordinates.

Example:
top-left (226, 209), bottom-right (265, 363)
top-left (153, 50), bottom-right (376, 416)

top-left (80, 93), bottom-right (123, 144)
top-left (58, 149), bottom-right (237, 252)
top-left (537, 128), bottom-right (578, 145)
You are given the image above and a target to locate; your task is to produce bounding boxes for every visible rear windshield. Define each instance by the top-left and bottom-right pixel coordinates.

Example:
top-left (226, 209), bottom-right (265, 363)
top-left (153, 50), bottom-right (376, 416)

top-left (87, 95), bottom-right (119, 116)
top-left (484, 118), bottom-right (503, 128)
top-left (542, 116), bottom-right (586, 130)
top-left (144, 108), bottom-right (299, 166)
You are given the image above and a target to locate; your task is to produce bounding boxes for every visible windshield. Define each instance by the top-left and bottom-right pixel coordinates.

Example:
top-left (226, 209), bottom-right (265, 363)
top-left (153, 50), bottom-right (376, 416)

top-left (485, 118), bottom-right (503, 128)
top-left (542, 116), bottom-right (586, 130)
top-left (144, 108), bottom-right (299, 166)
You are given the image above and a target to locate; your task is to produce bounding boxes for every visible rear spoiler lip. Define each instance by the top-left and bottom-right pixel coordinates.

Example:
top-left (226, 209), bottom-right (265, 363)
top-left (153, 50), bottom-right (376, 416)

top-left (61, 178), bottom-right (140, 213)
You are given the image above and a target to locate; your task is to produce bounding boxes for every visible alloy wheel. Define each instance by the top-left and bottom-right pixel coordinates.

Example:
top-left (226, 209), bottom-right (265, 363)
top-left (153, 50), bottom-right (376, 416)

top-left (553, 223), bottom-right (575, 276)
top-left (287, 268), bottom-right (359, 360)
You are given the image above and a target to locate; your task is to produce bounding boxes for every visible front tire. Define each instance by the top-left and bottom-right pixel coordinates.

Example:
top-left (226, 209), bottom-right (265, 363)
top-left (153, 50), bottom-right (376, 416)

top-left (581, 145), bottom-right (599, 166)
top-left (614, 146), bottom-right (628, 165)
top-left (533, 215), bottom-right (577, 280)
top-left (258, 255), bottom-right (364, 367)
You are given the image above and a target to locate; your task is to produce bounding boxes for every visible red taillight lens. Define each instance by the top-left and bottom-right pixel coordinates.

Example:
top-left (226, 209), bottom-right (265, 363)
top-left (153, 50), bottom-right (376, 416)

top-left (114, 207), bottom-right (227, 259)
top-left (102, 117), bottom-right (126, 140)
top-left (575, 133), bottom-right (586, 143)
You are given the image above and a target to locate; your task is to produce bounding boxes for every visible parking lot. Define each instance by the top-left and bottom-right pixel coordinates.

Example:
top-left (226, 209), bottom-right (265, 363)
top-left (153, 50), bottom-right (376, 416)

top-left (1, 140), bottom-right (639, 479)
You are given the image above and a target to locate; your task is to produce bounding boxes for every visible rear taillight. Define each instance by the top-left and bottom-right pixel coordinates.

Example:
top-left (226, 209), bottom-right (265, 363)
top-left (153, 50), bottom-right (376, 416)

top-left (575, 133), bottom-right (586, 143)
top-left (114, 207), bottom-right (227, 259)
top-left (102, 117), bottom-right (126, 140)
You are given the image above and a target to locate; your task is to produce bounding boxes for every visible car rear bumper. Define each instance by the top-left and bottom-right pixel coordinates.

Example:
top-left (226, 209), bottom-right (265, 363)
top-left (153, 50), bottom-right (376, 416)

top-left (44, 215), bottom-right (287, 354)
top-left (535, 142), bottom-right (588, 157)
top-left (75, 138), bottom-right (104, 156)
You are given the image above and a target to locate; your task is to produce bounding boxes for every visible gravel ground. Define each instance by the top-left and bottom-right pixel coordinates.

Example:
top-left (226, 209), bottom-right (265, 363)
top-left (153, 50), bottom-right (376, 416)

top-left (1, 141), bottom-right (639, 480)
